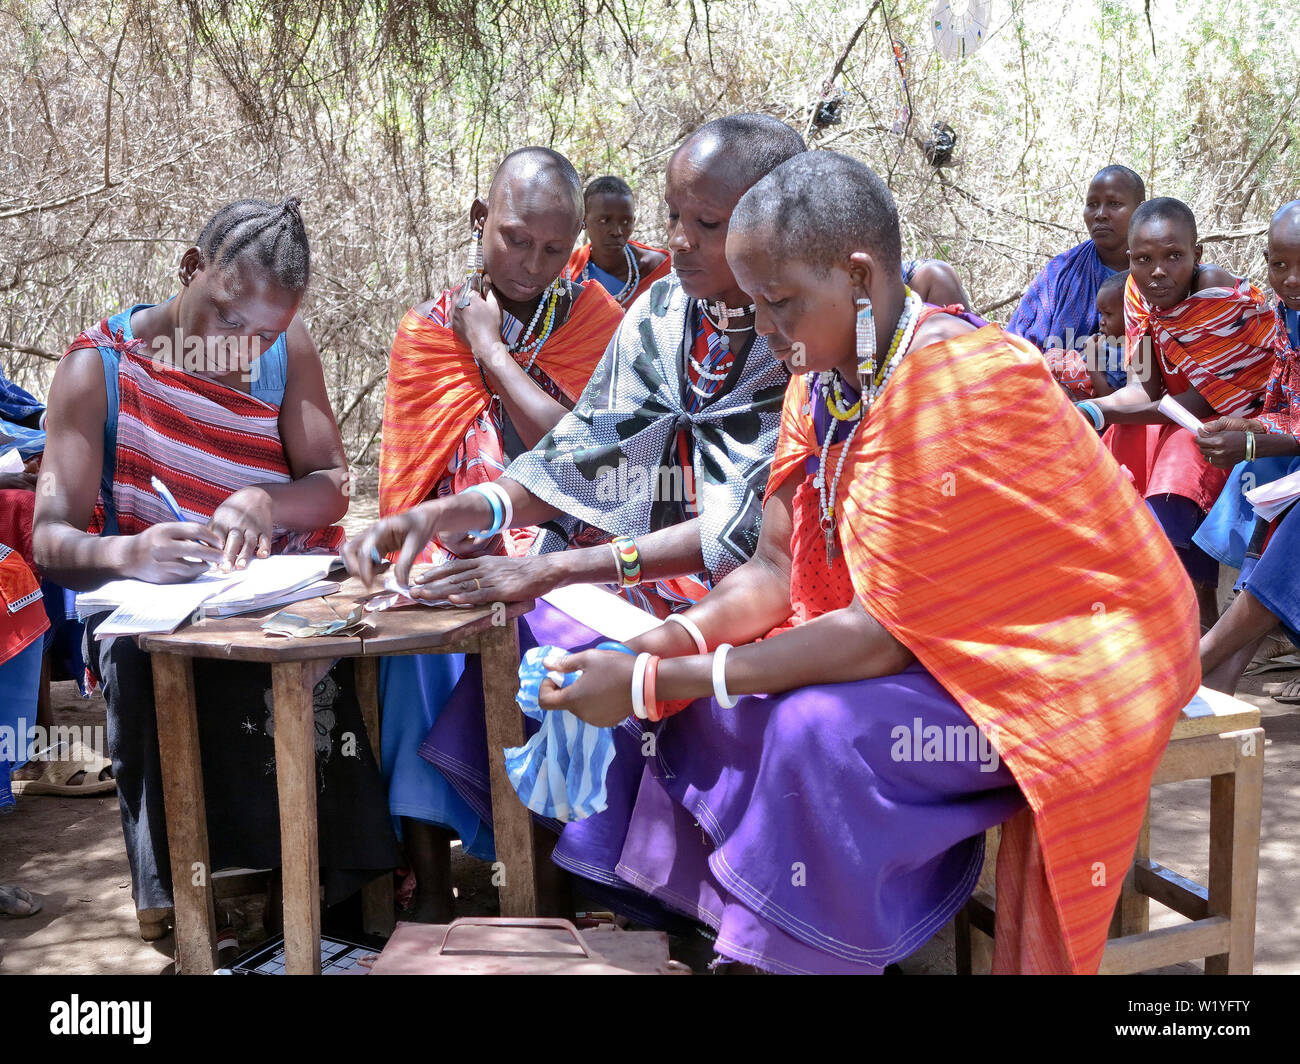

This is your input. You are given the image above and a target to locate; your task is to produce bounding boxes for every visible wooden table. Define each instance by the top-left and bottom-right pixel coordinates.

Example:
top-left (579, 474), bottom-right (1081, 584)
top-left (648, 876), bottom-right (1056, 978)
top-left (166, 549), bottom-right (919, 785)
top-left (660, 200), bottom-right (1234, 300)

top-left (137, 575), bottom-right (539, 975)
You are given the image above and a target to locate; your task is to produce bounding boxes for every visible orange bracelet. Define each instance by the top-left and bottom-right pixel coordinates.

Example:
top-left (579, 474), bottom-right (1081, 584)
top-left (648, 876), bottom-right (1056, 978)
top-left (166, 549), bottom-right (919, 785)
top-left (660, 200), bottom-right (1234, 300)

top-left (644, 654), bottom-right (661, 722)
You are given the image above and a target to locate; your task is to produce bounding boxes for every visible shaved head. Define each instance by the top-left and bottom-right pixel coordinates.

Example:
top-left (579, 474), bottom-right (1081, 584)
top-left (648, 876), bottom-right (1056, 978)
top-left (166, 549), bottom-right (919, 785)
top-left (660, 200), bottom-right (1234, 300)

top-left (731, 150), bottom-right (901, 275)
top-left (1271, 199), bottom-right (1300, 240)
top-left (1092, 165), bottom-right (1146, 203)
top-left (487, 146), bottom-right (584, 227)
top-left (671, 113), bottom-right (806, 198)
top-left (1131, 196), bottom-right (1197, 245)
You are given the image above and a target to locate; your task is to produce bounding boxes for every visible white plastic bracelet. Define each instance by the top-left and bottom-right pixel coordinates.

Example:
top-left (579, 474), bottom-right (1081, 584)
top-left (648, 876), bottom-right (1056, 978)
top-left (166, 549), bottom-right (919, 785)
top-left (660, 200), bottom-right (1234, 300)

top-left (631, 652), bottom-right (652, 720)
top-left (492, 479), bottom-right (515, 533)
top-left (712, 643), bottom-right (738, 708)
top-left (662, 613), bottom-right (708, 654)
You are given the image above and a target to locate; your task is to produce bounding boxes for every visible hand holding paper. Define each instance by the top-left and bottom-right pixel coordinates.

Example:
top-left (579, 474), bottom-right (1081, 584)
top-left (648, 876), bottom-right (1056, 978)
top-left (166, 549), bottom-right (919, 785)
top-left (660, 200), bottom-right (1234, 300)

top-left (1157, 394), bottom-right (1206, 434)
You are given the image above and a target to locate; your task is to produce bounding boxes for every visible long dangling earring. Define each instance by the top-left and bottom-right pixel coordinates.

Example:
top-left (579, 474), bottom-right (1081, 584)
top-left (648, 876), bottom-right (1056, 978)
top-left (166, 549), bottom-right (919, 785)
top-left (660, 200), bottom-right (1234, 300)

top-left (855, 296), bottom-right (875, 390)
top-left (459, 221), bottom-right (485, 308)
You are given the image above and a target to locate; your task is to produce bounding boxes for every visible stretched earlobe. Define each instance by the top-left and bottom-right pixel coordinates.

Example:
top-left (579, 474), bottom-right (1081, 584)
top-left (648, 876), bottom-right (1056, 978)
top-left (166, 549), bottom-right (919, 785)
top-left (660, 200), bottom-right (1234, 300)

top-left (177, 246), bottom-right (203, 287)
top-left (469, 198), bottom-right (488, 230)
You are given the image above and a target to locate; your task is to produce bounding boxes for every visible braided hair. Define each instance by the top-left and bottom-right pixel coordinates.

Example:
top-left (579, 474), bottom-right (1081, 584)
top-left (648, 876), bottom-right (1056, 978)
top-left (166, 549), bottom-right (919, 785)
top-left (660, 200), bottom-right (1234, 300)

top-left (195, 196), bottom-right (311, 291)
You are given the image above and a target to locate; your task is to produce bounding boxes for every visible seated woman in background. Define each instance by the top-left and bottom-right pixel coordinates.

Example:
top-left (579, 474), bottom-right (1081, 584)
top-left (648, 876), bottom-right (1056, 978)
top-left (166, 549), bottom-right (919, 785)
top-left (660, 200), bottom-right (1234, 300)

top-left (33, 196), bottom-right (397, 940)
top-left (537, 151), bottom-right (1200, 974)
top-left (565, 175), bottom-right (671, 309)
top-left (1078, 197), bottom-right (1286, 632)
top-left (1195, 199), bottom-right (1300, 694)
top-left (1007, 165), bottom-right (1145, 352)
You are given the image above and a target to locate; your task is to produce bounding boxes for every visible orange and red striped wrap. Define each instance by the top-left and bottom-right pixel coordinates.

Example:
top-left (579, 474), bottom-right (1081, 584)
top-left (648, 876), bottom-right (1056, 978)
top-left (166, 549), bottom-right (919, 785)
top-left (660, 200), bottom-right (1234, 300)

top-left (378, 283), bottom-right (623, 518)
top-left (1124, 274), bottom-right (1285, 417)
top-left (565, 241), bottom-right (672, 307)
top-left (767, 323), bottom-right (1201, 973)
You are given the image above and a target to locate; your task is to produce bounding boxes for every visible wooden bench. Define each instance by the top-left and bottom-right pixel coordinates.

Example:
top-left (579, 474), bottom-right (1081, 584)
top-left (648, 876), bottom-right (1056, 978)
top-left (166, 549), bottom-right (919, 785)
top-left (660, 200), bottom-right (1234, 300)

top-left (956, 685), bottom-right (1264, 974)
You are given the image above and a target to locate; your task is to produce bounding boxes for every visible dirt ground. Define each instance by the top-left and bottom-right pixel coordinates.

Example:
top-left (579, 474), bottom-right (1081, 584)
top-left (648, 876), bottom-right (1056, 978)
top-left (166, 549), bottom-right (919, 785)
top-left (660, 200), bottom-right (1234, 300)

top-left (2, 485), bottom-right (1297, 975)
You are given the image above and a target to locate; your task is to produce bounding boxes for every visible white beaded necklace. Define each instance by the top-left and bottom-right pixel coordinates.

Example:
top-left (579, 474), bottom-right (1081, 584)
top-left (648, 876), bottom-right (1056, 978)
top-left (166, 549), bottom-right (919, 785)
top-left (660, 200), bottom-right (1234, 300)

top-left (581, 243), bottom-right (641, 306)
top-left (814, 291), bottom-right (923, 564)
top-left (510, 278), bottom-right (568, 370)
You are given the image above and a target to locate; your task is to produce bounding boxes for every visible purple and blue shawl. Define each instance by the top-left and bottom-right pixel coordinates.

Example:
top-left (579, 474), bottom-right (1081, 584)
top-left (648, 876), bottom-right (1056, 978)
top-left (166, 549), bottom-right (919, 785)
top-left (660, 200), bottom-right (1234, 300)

top-left (1006, 239), bottom-right (1116, 353)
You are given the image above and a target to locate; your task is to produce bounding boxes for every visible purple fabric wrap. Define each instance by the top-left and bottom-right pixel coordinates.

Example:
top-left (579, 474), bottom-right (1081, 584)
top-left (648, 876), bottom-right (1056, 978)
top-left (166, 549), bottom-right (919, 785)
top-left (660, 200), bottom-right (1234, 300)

top-left (1006, 239), bottom-right (1115, 352)
top-left (423, 603), bottom-right (1025, 972)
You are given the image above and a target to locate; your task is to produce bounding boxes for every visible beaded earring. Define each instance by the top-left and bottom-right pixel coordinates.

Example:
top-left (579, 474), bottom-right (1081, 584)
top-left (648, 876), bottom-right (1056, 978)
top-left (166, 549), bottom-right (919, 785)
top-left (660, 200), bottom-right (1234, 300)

top-left (458, 220), bottom-right (485, 308)
top-left (855, 296), bottom-right (875, 388)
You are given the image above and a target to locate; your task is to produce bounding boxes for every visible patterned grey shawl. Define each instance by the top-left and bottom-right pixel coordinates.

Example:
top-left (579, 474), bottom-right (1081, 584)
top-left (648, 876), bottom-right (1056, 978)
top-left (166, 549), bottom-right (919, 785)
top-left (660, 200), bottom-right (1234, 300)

top-left (504, 273), bottom-right (789, 581)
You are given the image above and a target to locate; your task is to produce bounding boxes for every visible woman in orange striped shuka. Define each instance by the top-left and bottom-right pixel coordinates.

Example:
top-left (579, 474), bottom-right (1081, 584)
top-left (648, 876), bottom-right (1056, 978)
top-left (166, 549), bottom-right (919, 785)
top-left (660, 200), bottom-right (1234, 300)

top-left (377, 147), bottom-right (623, 921)
top-left (1078, 198), bottom-right (1288, 631)
top-left (537, 152), bottom-right (1201, 974)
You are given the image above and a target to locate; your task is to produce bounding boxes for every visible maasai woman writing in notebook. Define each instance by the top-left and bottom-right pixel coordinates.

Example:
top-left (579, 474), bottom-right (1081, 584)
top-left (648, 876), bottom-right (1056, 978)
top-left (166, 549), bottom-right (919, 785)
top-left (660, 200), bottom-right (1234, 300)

top-left (1079, 197), bottom-right (1287, 631)
top-left (346, 115), bottom-right (805, 918)
top-left (536, 151), bottom-right (1200, 974)
top-left (565, 176), bottom-right (671, 309)
top-left (376, 147), bottom-right (623, 921)
top-left (34, 197), bottom-right (397, 940)
top-left (1194, 200), bottom-right (1300, 695)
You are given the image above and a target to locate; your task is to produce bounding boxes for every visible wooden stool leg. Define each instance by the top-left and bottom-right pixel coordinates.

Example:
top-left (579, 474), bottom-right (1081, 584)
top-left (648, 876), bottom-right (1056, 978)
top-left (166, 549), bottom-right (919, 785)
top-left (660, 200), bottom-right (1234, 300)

top-left (1205, 727), bottom-right (1263, 975)
top-left (954, 909), bottom-right (973, 976)
top-left (151, 653), bottom-right (218, 975)
top-left (479, 620), bottom-right (540, 917)
top-left (271, 661), bottom-right (321, 975)
top-left (353, 656), bottom-right (395, 936)
top-left (1116, 801), bottom-right (1151, 937)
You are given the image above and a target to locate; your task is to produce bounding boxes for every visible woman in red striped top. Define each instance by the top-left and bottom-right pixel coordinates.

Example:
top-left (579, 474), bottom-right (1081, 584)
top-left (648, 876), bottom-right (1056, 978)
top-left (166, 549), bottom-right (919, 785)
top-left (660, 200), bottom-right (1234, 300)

top-left (33, 198), bottom-right (397, 941)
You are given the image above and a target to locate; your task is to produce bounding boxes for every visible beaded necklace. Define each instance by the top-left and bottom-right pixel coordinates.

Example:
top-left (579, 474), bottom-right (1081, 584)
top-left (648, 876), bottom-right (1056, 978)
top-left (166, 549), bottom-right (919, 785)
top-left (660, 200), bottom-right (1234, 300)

top-left (688, 299), bottom-right (754, 402)
top-left (582, 243), bottom-right (640, 306)
top-left (814, 290), bottom-right (922, 565)
top-left (510, 278), bottom-right (569, 371)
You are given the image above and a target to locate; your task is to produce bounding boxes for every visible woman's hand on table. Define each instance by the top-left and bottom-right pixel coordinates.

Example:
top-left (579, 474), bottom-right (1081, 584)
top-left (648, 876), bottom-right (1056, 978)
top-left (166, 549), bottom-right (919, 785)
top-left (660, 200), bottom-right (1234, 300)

top-left (538, 648), bottom-right (639, 728)
top-left (208, 486), bottom-right (275, 570)
top-left (411, 554), bottom-right (559, 606)
top-left (127, 522), bottom-right (224, 583)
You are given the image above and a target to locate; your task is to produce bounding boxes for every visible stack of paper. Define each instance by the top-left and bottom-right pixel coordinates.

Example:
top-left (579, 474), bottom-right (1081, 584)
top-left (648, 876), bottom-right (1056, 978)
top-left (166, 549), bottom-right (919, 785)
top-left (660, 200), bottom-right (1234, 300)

top-left (1244, 469), bottom-right (1300, 522)
top-left (78, 554), bottom-right (344, 638)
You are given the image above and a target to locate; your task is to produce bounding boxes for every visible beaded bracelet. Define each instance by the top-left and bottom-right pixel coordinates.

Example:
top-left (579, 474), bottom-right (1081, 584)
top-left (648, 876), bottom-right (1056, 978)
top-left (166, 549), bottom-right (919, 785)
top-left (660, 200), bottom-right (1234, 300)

top-left (610, 534), bottom-right (642, 587)
top-left (712, 643), bottom-right (739, 708)
top-left (662, 613), bottom-right (708, 654)
top-left (644, 655), bottom-right (661, 722)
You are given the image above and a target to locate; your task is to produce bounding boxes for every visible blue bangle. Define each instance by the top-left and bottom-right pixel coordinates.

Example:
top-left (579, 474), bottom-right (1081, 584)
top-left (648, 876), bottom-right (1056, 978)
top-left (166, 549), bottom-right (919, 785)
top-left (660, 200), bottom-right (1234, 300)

top-left (1076, 401), bottom-right (1104, 432)
top-left (464, 484), bottom-right (504, 537)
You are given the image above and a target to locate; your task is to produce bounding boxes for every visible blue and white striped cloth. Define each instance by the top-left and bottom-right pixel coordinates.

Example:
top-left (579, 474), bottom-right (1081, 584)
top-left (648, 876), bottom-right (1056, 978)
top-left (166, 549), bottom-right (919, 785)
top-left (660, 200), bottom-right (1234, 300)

top-left (503, 643), bottom-right (631, 822)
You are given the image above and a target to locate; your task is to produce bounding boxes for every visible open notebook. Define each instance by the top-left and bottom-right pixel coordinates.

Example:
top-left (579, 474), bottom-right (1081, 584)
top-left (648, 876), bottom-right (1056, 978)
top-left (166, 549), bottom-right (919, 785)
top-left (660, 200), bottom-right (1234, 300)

top-left (77, 554), bottom-right (344, 638)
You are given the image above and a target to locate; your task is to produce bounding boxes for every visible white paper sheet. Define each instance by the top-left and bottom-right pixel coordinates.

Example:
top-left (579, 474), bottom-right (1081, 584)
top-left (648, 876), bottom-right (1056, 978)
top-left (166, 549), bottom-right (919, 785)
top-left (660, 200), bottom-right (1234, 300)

top-left (1157, 394), bottom-right (1206, 434)
top-left (540, 583), bottom-right (662, 642)
top-left (1244, 468), bottom-right (1300, 522)
top-left (0, 448), bottom-right (25, 473)
top-left (79, 554), bottom-right (343, 635)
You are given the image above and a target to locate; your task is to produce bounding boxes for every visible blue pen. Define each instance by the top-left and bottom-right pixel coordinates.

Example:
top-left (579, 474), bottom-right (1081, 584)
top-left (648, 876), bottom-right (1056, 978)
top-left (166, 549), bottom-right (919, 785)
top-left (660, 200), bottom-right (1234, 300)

top-left (150, 476), bottom-right (188, 523)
